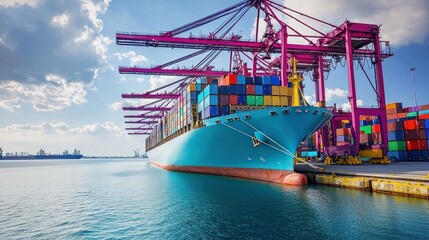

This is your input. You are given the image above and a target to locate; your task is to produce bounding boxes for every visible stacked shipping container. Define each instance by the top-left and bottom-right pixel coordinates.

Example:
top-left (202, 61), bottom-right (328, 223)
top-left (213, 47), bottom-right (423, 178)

top-left (385, 103), bottom-right (429, 161)
top-left (147, 74), bottom-right (295, 150)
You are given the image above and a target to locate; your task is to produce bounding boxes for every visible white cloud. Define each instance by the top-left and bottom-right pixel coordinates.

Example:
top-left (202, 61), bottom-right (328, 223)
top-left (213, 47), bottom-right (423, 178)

top-left (282, 0), bottom-right (429, 46)
top-left (92, 35), bottom-right (112, 61)
top-left (148, 75), bottom-right (180, 91)
top-left (81, 0), bottom-right (111, 32)
top-left (108, 101), bottom-right (123, 111)
top-left (250, 17), bottom-right (267, 41)
top-left (304, 94), bottom-right (316, 105)
top-left (74, 25), bottom-right (94, 43)
top-left (114, 51), bottom-right (149, 66)
top-left (341, 99), bottom-right (364, 111)
top-left (51, 13), bottom-right (69, 29)
top-left (0, 121), bottom-right (123, 137)
top-left (0, 0), bottom-right (113, 95)
top-left (0, 74), bottom-right (89, 112)
top-left (325, 88), bottom-right (348, 102)
top-left (0, 0), bottom-right (41, 7)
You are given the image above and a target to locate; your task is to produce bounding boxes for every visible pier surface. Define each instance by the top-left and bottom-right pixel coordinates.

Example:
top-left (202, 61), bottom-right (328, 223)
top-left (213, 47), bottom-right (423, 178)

top-left (295, 162), bottom-right (429, 181)
top-left (295, 162), bottom-right (429, 198)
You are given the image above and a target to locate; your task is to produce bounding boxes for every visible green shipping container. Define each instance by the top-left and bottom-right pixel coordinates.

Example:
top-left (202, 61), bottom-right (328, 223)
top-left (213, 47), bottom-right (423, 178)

top-left (407, 112), bottom-right (418, 117)
top-left (255, 96), bottom-right (264, 106)
top-left (247, 95), bottom-right (256, 106)
top-left (360, 125), bottom-right (372, 134)
top-left (388, 141), bottom-right (406, 151)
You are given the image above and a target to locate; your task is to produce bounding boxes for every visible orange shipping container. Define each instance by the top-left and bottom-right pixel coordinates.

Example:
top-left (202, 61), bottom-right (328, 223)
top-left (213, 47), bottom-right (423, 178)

top-left (386, 102), bottom-right (402, 109)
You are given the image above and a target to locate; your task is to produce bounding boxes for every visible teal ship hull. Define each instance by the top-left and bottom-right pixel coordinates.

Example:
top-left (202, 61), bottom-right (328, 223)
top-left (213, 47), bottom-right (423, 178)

top-left (149, 106), bottom-right (331, 184)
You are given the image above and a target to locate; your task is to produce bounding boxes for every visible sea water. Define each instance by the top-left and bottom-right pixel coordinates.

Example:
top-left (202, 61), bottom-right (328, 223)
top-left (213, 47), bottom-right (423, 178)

top-left (0, 158), bottom-right (428, 239)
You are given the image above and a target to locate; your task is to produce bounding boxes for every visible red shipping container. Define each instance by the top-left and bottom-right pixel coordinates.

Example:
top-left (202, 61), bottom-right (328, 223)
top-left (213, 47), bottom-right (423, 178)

top-left (403, 119), bottom-right (418, 130)
top-left (246, 85), bottom-right (255, 95)
top-left (418, 119), bottom-right (427, 129)
top-left (407, 140), bottom-right (420, 150)
top-left (406, 140), bottom-right (428, 150)
top-left (421, 140), bottom-right (429, 149)
top-left (229, 95), bottom-right (238, 105)
top-left (224, 74), bottom-right (237, 85)
top-left (372, 124), bottom-right (381, 133)
top-left (419, 114), bottom-right (429, 120)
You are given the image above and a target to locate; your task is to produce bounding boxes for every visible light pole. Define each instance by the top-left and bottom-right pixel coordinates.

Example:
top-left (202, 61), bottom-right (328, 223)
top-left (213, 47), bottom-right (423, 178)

top-left (409, 67), bottom-right (417, 107)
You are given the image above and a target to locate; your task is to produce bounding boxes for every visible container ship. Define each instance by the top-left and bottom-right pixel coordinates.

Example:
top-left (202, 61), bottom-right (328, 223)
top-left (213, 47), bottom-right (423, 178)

top-left (0, 148), bottom-right (83, 160)
top-left (143, 65), bottom-right (332, 185)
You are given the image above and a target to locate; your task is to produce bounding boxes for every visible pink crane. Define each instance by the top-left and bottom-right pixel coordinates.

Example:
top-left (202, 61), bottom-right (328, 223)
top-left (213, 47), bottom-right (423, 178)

top-left (117, 0), bottom-right (392, 161)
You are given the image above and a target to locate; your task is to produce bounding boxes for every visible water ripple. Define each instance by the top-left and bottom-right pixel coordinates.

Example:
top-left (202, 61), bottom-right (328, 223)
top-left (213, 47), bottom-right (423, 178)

top-left (0, 159), bottom-right (428, 239)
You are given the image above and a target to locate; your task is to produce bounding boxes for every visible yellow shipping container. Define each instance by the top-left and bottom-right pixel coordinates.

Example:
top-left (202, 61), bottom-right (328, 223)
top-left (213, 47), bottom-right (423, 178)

top-left (287, 87), bottom-right (293, 96)
top-left (279, 86), bottom-right (288, 96)
top-left (264, 96), bottom-right (272, 106)
top-left (386, 102), bottom-right (402, 109)
top-left (271, 86), bottom-right (280, 96)
top-left (280, 96), bottom-right (288, 106)
top-left (272, 96), bottom-right (280, 106)
top-left (187, 83), bottom-right (196, 93)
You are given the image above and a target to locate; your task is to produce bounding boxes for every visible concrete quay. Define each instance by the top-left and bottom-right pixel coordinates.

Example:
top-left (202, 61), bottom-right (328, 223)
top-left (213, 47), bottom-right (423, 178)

top-left (295, 162), bottom-right (429, 199)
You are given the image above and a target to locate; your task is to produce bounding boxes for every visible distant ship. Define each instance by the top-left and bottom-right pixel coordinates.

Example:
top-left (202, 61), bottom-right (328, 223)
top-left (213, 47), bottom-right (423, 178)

top-left (0, 148), bottom-right (83, 160)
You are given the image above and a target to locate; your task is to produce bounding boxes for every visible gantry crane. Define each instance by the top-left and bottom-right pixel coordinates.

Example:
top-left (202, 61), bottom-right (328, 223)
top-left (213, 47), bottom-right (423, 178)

top-left (118, 0), bottom-right (392, 162)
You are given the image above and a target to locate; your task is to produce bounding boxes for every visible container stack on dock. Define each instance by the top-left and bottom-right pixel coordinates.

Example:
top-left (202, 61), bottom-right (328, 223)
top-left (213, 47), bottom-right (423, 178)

top-left (146, 74), bottom-right (295, 150)
top-left (385, 102), bottom-right (429, 161)
top-left (336, 120), bottom-right (353, 146)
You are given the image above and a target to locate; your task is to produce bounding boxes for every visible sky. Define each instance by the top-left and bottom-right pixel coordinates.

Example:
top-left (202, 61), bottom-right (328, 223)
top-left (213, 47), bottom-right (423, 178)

top-left (0, 0), bottom-right (428, 156)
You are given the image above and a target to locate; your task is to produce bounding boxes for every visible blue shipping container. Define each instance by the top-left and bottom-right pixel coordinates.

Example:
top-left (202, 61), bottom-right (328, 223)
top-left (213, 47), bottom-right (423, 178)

top-left (196, 84), bottom-right (202, 92)
top-left (229, 85), bottom-right (237, 95)
top-left (255, 85), bottom-right (263, 95)
top-left (254, 76), bottom-right (262, 85)
top-left (407, 150), bottom-right (422, 161)
top-left (425, 119), bottom-right (429, 129)
top-left (211, 79), bottom-right (218, 85)
top-left (238, 95), bottom-right (246, 105)
top-left (219, 86), bottom-right (229, 95)
top-left (360, 120), bottom-right (372, 126)
top-left (245, 77), bottom-right (253, 84)
top-left (388, 131), bottom-right (405, 141)
top-left (208, 84), bottom-right (218, 95)
top-left (262, 76), bottom-right (271, 85)
top-left (197, 92), bottom-right (203, 103)
top-left (271, 75), bottom-right (281, 86)
top-left (220, 105), bottom-right (229, 116)
top-left (237, 85), bottom-right (246, 95)
top-left (373, 118), bottom-right (380, 124)
top-left (237, 75), bottom-right (246, 85)
top-left (208, 95), bottom-right (218, 106)
top-left (421, 150), bottom-right (429, 161)
top-left (209, 106), bottom-right (219, 117)
top-left (197, 78), bottom-right (207, 84)
top-left (388, 151), bottom-right (407, 161)
top-left (263, 85), bottom-right (272, 95)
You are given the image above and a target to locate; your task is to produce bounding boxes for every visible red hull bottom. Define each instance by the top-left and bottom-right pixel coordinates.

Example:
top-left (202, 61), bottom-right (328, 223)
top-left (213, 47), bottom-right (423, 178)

top-left (151, 161), bottom-right (307, 186)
